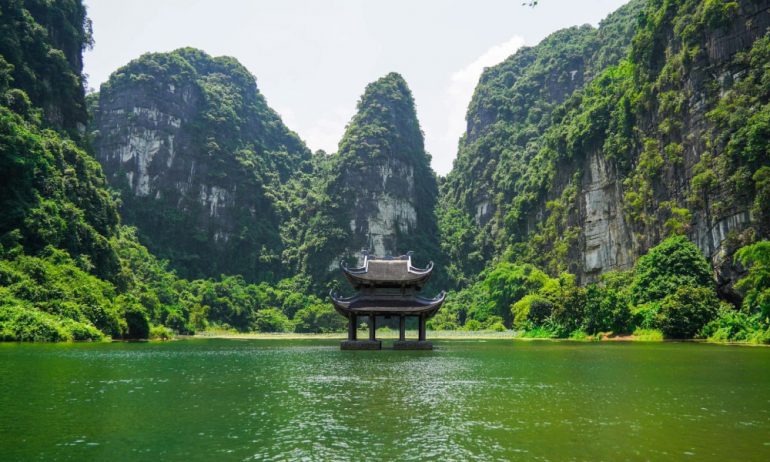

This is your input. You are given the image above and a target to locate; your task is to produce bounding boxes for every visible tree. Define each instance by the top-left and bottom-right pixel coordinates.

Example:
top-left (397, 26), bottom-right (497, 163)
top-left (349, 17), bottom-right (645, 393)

top-left (657, 286), bottom-right (719, 339)
top-left (631, 235), bottom-right (714, 305)
top-left (253, 308), bottom-right (291, 333)
top-left (484, 263), bottom-right (550, 326)
top-left (735, 241), bottom-right (770, 320)
top-left (293, 303), bottom-right (345, 333)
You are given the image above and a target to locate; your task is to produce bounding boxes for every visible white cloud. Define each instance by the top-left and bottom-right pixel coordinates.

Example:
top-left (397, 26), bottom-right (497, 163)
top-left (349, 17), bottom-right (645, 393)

top-left (433, 35), bottom-right (525, 175)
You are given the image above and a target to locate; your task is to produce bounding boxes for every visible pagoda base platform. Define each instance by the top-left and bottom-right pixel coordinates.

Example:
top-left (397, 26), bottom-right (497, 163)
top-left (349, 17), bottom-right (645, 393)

top-left (393, 340), bottom-right (433, 350)
top-left (341, 340), bottom-right (382, 350)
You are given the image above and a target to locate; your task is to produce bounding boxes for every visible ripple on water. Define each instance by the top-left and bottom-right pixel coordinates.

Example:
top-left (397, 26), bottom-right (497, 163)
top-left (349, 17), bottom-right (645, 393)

top-left (1, 339), bottom-right (770, 461)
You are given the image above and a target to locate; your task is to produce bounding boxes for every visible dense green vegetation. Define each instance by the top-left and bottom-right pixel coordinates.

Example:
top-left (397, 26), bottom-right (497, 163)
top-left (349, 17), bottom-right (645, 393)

top-left (2, 0), bottom-right (769, 343)
top-left (0, 0), bottom-right (91, 134)
top-left (0, 0), bottom-right (342, 341)
top-left (433, 0), bottom-right (770, 343)
top-left (437, 235), bottom-right (769, 343)
top-left (280, 72), bottom-right (442, 287)
top-left (92, 48), bottom-right (311, 282)
top-left (439, 0), bottom-right (647, 281)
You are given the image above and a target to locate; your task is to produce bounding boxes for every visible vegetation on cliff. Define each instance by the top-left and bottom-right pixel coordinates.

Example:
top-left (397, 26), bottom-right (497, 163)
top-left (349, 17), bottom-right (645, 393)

top-left (2, 0), bottom-right (770, 343)
top-left (92, 48), bottom-right (311, 282)
top-left (435, 235), bottom-right (768, 343)
top-left (0, 0), bottom-right (340, 340)
top-left (282, 72), bottom-right (442, 288)
top-left (436, 0), bottom-right (770, 342)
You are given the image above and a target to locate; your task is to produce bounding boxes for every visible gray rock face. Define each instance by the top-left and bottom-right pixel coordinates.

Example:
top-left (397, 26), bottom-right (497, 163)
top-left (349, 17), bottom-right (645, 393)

top-left (579, 151), bottom-right (636, 277)
top-left (97, 91), bottom-right (195, 199)
top-left (347, 158), bottom-right (419, 258)
top-left (569, 1), bottom-right (770, 291)
top-left (448, 0), bottom-right (770, 296)
top-left (311, 72), bottom-right (441, 276)
top-left (91, 48), bottom-right (309, 280)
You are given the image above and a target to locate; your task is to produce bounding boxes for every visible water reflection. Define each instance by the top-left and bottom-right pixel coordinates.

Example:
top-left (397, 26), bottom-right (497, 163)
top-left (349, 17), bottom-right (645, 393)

top-left (0, 340), bottom-right (769, 461)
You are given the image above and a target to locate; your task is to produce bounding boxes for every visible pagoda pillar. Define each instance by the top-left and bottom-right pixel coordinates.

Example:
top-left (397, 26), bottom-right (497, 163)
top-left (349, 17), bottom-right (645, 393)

top-left (418, 314), bottom-right (426, 341)
top-left (399, 316), bottom-right (406, 341)
top-left (368, 314), bottom-right (376, 341)
top-left (348, 315), bottom-right (357, 341)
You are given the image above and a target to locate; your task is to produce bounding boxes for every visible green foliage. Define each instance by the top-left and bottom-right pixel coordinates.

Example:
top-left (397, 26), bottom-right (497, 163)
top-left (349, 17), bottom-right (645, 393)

top-left (632, 303), bottom-right (661, 330)
top-left (0, 247), bottom-right (124, 336)
top-left (121, 295), bottom-right (150, 339)
top-left (463, 319), bottom-right (483, 331)
top-left (735, 241), bottom-right (770, 320)
top-left (0, 303), bottom-right (104, 342)
top-left (484, 263), bottom-right (549, 326)
top-left (426, 309), bottom-right (460, 331)
top-left (290, 73), bottom-right (442, 288)
top-left (0, 0), bottom-right (353, 343)
top-left (0, 0), bottom-right (92, 133)
top-left (439, 0), bottom-right (646, 286)
top-left (252, 308), bottom-right (291, 333)
top-left (293, 303), bottom-right (345, 333)
top-left (437, 207), bottom-right (483, 287)
top-left (657, 285), bottom-right (720, 339)
top-left (632, 328), bottom-right (664, 341)
top-left (702, 305), bottom-right (770, 344)
top-left (149, 324), bottom-right (174, 340)
top-left (512, 294), bottom-right (553, 329)
top-left (445, 234), bottom-right (727, 340)
top-left (631, 236), bottom-right (714, 305)
top-left (584, 283), bottom-right (632, 335)
top-left (0, 104), bottom-right (122, 283)
top-left (94, 48), bottom-right (311, 282)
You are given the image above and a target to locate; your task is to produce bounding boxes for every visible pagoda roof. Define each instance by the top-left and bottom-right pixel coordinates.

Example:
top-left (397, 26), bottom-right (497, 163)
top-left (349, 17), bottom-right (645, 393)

top-left (329, 291), bottom-right (446, 318)
top-left (340, 251), bottom-right (433, 289)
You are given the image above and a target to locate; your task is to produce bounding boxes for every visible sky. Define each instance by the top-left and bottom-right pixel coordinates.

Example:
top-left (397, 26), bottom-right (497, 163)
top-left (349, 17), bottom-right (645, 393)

top-left (83, 0), bottom-right (631, 175)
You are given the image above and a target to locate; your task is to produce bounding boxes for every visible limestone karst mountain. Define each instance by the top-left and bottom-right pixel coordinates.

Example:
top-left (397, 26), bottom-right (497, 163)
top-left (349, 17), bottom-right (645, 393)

top-left (284, 72), bottom-right (442, 283)
top-left (90, 48), bottom-right (311, 281)
top-left (5, 0), bottom-right (770, 341)
top-left (440, 0), bottom-right (770, 298)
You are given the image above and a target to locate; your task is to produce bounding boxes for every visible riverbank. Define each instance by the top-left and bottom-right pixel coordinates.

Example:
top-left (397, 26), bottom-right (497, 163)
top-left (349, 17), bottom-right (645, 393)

top-left (192, 329), bottom-right (518, 340)
top-left (190, 329), bottom-right (769, 346)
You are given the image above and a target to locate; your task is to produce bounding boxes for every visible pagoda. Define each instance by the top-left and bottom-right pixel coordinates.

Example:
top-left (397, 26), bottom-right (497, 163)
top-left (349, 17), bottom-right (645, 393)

top-left (330, 251), bottom-right (445, 350)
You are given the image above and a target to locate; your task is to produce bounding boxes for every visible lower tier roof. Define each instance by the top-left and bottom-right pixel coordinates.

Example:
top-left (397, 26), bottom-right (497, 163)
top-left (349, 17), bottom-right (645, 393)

top-left (329, 291), bottom-right (446, 318)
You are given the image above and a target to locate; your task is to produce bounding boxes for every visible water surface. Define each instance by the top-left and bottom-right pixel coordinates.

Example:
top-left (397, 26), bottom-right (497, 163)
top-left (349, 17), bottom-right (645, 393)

top-left (1, 339), bottom-right (769, 461)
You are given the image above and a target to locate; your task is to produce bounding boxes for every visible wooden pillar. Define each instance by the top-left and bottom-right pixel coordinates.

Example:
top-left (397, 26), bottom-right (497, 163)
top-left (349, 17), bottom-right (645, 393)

top-left (348, 315), bottom-right (357, 341)
top-left (399, 315), bottom-right (406, 341)
top-left (369, 314), bottom-right (376, 341)
top-left (418, 314), bottom-right (426, 341)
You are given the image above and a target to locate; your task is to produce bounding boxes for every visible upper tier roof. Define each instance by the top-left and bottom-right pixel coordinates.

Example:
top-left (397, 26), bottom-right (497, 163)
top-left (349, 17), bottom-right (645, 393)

top-left (340, 251), bottom-right (433, 289)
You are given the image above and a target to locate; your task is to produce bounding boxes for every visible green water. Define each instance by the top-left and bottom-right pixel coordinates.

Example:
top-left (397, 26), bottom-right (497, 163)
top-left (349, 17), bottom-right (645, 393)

top-left (1, 340), bottom-right (769, 461)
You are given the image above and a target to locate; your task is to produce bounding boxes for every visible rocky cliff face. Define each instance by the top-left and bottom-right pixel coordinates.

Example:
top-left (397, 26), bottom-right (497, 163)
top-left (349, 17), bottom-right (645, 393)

top-left (579, 0), bottom-right (770, 295)
top-left (443, 0), bottom-right (770, 296)
top-left (439, 0), bottom-right (646, 280)
top-left (294, 73), bottom-right (441, 281)
top-left (334, 73), bottom-right (439, 264)
top-left (0, 0), bottom-right (91, 134)
top-left (91, 48), bottom-right (310, 281)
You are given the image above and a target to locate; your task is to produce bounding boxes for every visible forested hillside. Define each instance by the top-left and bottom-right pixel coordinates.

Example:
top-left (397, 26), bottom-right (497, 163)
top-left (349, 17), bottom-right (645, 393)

top-left (437, 0), bottom-right (770, 342)
top-left (2, 0), bottom-right (770, 343)
top-left (281, 73), bottom-right (442, 286)
top-left (0, 0), bottom-right (341, 340)
top-left (90, 48), bottom-right (311, 281)
top-left (440, 0), bottom-right (646, 285)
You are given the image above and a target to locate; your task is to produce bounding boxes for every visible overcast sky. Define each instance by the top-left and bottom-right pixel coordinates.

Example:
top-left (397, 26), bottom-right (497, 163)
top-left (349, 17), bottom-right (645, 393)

top-left (83, 0), bottom-right (630, 175)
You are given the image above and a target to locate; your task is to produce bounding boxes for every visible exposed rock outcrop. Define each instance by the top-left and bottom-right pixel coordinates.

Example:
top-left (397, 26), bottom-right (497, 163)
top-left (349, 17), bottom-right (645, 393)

top-left (91, 48), bottom-right (310, 281)
top-left (296, 73), bottom-right (441, 281)
top-left (442, 0), bottom-right (770, 297)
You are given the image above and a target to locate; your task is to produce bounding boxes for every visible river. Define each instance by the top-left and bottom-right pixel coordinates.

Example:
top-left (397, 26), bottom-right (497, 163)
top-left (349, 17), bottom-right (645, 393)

top-left (1, 339), bottom-right (769, 461)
